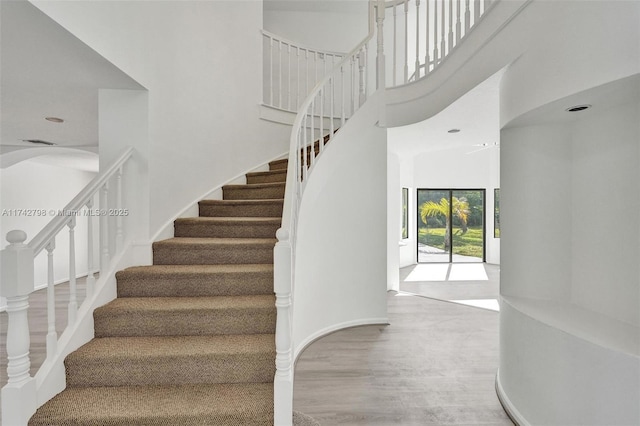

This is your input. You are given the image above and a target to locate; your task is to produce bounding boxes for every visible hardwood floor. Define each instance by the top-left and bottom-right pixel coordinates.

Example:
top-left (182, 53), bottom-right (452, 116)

top-left (293, 264), bottom-right (512, 425)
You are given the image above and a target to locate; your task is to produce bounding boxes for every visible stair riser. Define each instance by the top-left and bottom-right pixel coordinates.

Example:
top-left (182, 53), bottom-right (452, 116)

top-left (199, 202), bottom-right (283, 217)
top-left (269, 160), bottom-right (288, 170)
top-left (223, 186), bottom-right (285, 200)
top-left (65, 353), bottom-right (275, 387)
top-left (174, 222), bottom-right (280, 239)
top-left (153, 244), bottom-right (274, 265)
top-left (246, 172), bottom-right (286, 184)
top-left (94, 308), bottom-right (276, 337)
top-left (116, 272), bottom-right (273, 298)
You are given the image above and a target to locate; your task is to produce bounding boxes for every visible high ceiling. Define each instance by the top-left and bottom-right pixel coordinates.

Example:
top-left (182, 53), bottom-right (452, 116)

top-left (0, 0), bottom-right (143, 153)
top-left (388, 70), bottom-right (502, 159)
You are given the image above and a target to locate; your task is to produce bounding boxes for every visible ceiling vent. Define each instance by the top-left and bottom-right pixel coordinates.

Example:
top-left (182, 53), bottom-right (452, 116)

top-left (22, 139), bottom-right (56, 146)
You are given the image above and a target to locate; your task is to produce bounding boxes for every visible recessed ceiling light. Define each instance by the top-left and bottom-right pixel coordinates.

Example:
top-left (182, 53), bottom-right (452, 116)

top-left (22, 139), bottom-right (56, 146)
top-left (448, 128), bottom-right (460, 133)
top-left (45, 117), bottom-right (64, 123)
top-left (565, 104), bottom-right (592, 112)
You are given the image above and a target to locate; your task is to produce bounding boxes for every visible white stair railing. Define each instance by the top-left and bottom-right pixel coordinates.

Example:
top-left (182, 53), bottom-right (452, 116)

top-left (271, 0), bottom-right (496, 424)
top-left (272, 1), bottom-right (379, 425)
top-left (1, 147), bottom-right (134, 426)
top-left (262, 30), bottom-right (347, 113)
top-left (385, 0), bottom-right (495, 86)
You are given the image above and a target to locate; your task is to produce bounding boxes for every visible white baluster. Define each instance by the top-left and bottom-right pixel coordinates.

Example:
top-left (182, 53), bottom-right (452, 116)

top-left (67, 216), bottom-right (78, 325)
top-left (404, 0), bottom-right (409, 83)
top-left (425, 0), bottom-right (431, 74)
top-left (329, 75), bottom-right (335, 138)
top-left (310, 99), bottom-right (315, 166)
top-left (1, 230), bottom-right (37, 425)
top-left (456, 0), bottom-right (462, 43)
top-left (359, 47), bottom-right (367, 105)
top-left (340, 64), bottom-right (346, 126)
top-left (269, 36), bottom-right (274, 106)
top-left (474, 0), bottom-right (480, 23)
top-left (448, 0), bottom-right (454, 55)
top-left (415, 0), bottom-right (421, 79)
top-left (465, 0), bottom-right (471, 32)
top-left (86, 199), bottom-right (96, 299)
top-left (441, 0), bottom-right (446, 60)
top-left (305, 49), bottom-right (309, 101)
top-left (296, 47), bottom-right (301, 109)
top-left (393, 0), bottom-right (397, 86)
top-left (273, 228), bottom-right (294, 426)
top-left (279, 40), bottom-right (283, 108)
top-left (314, 51), bottom-right (318, 88)
top-left (302, 115), bottom-right (308, 182)
top-left (100, 182), bottom-right (110, 270)
top-left (115, 166), bottom-right (124, 253)
top-left (350, 56), bottom-right (356, 115)
top-left (433, 0), bottom-right (439, 65)
top-left (45, 239), bottom-right (57, 359)
top-left (319, 88), bottom-right (324, 155)
top-left (287, 44), bottom-right (292, 111)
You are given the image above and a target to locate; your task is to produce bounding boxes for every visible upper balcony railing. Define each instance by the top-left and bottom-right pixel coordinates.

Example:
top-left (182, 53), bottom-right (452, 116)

top-left (262, 30), bottom-right (347, 113)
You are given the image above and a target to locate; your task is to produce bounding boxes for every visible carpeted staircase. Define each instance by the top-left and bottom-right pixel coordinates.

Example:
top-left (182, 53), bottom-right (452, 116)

top-left (28, 158), bottom-right (300, 425)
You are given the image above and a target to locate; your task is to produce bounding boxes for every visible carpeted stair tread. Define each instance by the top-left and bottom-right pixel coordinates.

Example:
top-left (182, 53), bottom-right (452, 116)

top-left (29, 382), bottom-right (274, 426)
top-left (94, 295), bottom-right (276, 337)
top-left (269, 158), bottom-right (288, 170)
top-left (246, 169), bottom-right (287, 184)
top-left (199, 199), bottom-right (284, 217)
top-left (174, 217), bottom-right (281, 238)
top-left (223, 182), bottom-right (286, 200)
top-left (65, 334), bottom-right (275, 387)
top-left (153, 237), bottom-right (276, 265)
top-left (116, 264), bottom-right (274, 298)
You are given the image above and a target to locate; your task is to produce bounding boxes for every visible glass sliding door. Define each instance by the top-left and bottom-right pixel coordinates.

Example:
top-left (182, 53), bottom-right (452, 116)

top-left (417, 189), bottom-right (450, 262)
top-left (417, 189), bottom-right (486, 263)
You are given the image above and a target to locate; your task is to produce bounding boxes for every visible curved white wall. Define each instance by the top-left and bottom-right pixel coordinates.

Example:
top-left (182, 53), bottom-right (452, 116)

top-left (293, 92), bottom-right (388, 357)
top-left (499, 74), bottom-right (640, 424)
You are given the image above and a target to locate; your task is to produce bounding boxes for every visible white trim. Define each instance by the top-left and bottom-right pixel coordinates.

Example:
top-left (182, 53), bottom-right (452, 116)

top-left (495, 368), bottom-right (530, 426)
top-left (293, 317), bottom-right (390, 362)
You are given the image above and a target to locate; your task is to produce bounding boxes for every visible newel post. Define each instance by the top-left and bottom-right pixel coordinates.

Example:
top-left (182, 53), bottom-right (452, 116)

top-left (376, 0), bottom-right (386, 90)
top-left (1, 230), bottom-right (37, 426)
top-left (273, 228), bottom-right (293, 426)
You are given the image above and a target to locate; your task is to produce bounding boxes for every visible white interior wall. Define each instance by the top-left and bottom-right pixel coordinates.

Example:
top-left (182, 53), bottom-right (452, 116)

top-left (293, 92), bottom-right (388, 357)
top-left (410, 146), bottom-right (500, 264)
top-left (570, 101), bottom-right (639, 325)
top-left (398, 156), bottom-right (416, 267)
top-left (32, 0), bottom-right (292, 240)
top-left (264, 5), bottom-right (369, 53)
top-left (387, 152), bottom-right (400, 290)
top-left (499, 74), bottom-right (639, 425)
top-left (0, 160), bottom-right (96, 290)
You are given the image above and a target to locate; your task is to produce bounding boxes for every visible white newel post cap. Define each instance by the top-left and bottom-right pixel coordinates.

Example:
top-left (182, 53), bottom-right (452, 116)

top-left (1, 230), bottom-right (34, 298)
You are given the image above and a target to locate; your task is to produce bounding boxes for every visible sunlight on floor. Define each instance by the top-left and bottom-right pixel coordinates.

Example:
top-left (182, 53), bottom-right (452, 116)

top-left (403, 263), bottom-right (489, 282)
top-left (448, 264), bottom-right (488, 281)
top-left (448, 299), bottom-right (500, 311)
top-left (404, 264), bottom-right (450, 281)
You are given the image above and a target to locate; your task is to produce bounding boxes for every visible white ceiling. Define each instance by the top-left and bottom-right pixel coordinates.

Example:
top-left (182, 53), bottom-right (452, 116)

top-left (0, 0), bottom-right (143, 153)
top-left (388, 70), bottom-right (503, 159)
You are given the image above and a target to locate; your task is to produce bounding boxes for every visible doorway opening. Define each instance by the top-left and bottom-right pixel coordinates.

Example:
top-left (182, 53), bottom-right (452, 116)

top-left (417, 189), bottom-right (486, 263)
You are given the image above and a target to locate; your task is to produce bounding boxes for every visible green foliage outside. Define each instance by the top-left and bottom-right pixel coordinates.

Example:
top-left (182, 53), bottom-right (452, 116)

top-left (418, 227), bottom-right (484, 258)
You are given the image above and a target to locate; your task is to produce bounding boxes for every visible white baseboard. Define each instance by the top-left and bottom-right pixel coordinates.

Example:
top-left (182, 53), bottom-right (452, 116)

top-left (495, 368), bottom-right (530, 426)
top-left (293, 317), bottom-right (390, 362)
